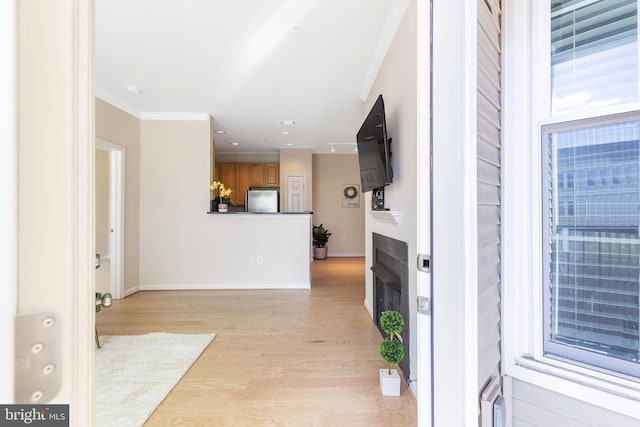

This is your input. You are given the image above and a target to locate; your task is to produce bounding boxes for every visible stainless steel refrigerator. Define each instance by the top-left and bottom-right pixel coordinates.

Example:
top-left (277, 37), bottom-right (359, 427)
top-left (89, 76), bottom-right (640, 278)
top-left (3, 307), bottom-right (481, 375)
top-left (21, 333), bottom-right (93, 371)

top-left (246, 187), bottom-right (279, 212)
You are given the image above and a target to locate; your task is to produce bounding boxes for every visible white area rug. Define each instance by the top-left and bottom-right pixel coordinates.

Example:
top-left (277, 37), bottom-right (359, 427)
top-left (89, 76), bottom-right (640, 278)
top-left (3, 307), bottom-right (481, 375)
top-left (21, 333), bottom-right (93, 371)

top-left (95, 332), bottom-right (215, 427)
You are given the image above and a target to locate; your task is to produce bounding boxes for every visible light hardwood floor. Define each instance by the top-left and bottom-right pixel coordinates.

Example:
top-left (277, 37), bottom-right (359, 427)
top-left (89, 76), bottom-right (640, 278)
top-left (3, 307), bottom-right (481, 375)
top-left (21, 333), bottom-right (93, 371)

top-left (96, 257), bottom-right (418, 426)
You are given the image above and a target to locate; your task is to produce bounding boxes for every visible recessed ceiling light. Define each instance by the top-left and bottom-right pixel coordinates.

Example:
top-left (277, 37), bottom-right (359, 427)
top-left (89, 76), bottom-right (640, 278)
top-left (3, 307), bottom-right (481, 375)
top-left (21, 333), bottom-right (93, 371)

top-left (215, 130), bottom-right (226, 134)
top-left (281, 131), bottom-right (290, 135)
top-left (285, 143), bottom-right (294, 147)
top-left (280, 120), bottom-right (296, 125)
top-left (330, 144), bottom-right (336, 152)
top-left (126, 85), bottom-right (141, 95)
top-left (230, 142), bottom-right (240, 146)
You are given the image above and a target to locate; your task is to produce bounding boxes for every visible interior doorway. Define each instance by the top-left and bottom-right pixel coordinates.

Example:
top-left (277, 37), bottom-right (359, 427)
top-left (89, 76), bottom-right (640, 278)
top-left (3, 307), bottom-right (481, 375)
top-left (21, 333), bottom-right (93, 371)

top-left (96, 138), bottom-right (125, 299)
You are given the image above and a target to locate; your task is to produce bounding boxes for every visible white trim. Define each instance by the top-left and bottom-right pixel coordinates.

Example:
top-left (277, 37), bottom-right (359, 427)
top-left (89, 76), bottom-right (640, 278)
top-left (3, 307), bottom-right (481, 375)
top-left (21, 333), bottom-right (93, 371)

top-left (0, 0), bottom-right (16, 403)
top-left (139, 112), bottom-right (210, 121)
top-left (326, 253), bottom-right (366, 257)
top-left (509, 362), bottom-right (640, 420)
top-left (540, 103), bottom-right (640, 128)
top-left (431, 0), bottom-right (479, 424)
top-left (364, 298), bottom-right (373, 318)
top-left (123, 286), bottom-right (140, 298)
top-left (416, 0), bottom-right (433, 423)
top-left (95, 90), bottom-right (142, 118)
top-left (139, 283), bottom-right (312, 291)
top-left (463, 1), bottom-right (479, 425)
top-left (72, 0), bottom-right (95, 423)
top-left (95, 90), bottom-right (210, 122)
top-left (358, 0), bottom-right (411, 101)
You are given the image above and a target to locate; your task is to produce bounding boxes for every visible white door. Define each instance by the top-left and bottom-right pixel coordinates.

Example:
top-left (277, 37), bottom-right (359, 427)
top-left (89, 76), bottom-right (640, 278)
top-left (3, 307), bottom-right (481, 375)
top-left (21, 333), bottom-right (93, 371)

top-left (286, 175), bottom-right (306, 212)
top-left (96, 139), bottom-right (125, 300)
top-left (13, 1), bottom-right (94, 424)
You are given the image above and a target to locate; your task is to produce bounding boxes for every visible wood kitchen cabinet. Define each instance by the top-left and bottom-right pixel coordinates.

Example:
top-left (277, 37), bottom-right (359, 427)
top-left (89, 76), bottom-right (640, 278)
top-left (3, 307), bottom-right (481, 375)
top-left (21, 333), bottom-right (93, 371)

top-left (215, 162), bottom-right (279, 206)
top-left (248, 163), bottom-right (266, 186)
top-left (265, 163), bottom-right (279, 186)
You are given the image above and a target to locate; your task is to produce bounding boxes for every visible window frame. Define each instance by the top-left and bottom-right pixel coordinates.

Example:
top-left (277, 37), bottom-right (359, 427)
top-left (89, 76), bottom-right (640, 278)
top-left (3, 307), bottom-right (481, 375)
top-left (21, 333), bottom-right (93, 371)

top-left (541, 113), bottom-right (640, 379)
top-left (502, 0), bottom-right (640, 419)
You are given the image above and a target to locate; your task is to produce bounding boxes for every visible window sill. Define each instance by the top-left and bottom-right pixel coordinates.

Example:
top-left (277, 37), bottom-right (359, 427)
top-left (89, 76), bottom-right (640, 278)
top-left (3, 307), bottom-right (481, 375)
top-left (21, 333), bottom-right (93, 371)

top-left (506, 356), bottom-right (640, 420)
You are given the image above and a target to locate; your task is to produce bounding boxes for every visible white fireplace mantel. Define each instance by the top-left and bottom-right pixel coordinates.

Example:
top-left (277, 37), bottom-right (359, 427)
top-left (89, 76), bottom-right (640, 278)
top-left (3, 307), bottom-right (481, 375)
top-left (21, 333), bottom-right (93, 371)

top-left (368, 210), bottom-right (402, 225)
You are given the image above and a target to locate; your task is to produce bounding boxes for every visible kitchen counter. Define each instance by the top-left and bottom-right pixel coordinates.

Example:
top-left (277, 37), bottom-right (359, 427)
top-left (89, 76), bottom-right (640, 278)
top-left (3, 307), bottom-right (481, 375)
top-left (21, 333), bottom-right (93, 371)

top-left (207, 211), bottom-right (313, 215)
top-left (139, 210), bottom-right (313, 291)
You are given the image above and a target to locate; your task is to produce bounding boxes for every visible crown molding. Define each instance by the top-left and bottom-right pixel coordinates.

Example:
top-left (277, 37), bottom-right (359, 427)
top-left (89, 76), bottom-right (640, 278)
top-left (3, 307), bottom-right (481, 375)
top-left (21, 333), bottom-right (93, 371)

top-left (139, 112), bottom-right (210, 121)
top-left (95, 88), bottom-right (142, 118)
top-left (95, 89), bottom-right (210, 121)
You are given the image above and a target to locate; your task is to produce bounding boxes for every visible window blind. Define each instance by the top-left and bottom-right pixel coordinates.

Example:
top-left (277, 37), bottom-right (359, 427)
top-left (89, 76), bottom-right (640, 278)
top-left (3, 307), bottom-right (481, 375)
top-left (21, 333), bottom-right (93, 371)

top-left (551, 0), bottom-right (638, 114)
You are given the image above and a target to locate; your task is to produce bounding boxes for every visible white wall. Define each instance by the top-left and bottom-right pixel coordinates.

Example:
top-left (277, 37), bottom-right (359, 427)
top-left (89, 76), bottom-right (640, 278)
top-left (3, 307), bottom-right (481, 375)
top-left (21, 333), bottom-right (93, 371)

top-left (363, 0), bottom-right (418, 389)
top-left (138, 119), bottom-right (311, 288)
top-left (312, 154), bottom-right (365, 256)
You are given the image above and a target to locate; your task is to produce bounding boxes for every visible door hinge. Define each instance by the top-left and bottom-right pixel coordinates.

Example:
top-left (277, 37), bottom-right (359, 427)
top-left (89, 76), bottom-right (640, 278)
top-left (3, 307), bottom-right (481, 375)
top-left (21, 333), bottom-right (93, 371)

top-left (15, 312), bottom-right (62, 403)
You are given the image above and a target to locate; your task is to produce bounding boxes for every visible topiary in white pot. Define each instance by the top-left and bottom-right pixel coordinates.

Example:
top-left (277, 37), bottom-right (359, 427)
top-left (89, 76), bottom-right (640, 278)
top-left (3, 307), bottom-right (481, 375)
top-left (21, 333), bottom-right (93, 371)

top-left (379, 310), bottom-right (404, 396)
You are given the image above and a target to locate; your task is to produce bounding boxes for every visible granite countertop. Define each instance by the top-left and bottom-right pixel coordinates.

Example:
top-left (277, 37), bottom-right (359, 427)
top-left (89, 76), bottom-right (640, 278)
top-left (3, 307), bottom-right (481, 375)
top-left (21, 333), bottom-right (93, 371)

top-left (207, 211), bottom-right (313, 215)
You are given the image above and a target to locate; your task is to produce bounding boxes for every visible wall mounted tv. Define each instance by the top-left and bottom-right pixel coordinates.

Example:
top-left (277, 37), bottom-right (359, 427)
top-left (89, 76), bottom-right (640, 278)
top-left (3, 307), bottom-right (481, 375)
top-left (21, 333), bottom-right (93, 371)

top-left (356, 94), bottom-right (393, 193)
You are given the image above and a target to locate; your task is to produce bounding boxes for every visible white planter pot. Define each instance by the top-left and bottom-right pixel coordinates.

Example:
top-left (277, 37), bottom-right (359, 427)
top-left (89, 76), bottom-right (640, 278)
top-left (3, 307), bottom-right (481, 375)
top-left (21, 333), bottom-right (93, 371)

top-left (218, 203), bottom-right (228, 212)
top-left (314, 246), bottom-right (328, 260)
top-left (379, 368), bottom-right (401, 396)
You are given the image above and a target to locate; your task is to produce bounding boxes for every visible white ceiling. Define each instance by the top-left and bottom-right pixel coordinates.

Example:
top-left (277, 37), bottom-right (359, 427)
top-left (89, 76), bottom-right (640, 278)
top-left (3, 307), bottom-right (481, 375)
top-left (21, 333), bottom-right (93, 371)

top-left (95, 0), bottom-right (408, 154)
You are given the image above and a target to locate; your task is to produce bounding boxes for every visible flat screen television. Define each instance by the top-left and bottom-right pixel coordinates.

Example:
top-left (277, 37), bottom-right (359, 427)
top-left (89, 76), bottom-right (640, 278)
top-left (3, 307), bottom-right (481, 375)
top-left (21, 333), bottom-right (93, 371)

top-left (356, 94), bottom-right (393, 193)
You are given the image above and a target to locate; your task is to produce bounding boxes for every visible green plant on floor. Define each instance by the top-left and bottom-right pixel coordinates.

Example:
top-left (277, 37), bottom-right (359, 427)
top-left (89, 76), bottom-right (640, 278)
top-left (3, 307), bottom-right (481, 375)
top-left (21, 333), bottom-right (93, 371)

top-left (312, 224), bottom-right (332, 248)
top-left (379, 310), bottom-right (404, 375)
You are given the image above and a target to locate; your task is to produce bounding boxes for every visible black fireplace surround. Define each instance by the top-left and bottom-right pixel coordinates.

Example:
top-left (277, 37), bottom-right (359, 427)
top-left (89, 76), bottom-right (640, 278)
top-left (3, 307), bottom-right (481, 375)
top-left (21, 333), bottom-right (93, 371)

top-left (371, 232), bottom-right (410, 383)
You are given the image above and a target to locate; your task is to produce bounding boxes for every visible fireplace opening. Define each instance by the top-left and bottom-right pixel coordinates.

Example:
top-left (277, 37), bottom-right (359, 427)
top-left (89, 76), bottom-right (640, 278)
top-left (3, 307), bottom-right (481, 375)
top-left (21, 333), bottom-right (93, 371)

top-left (371, 232), bottom-right (410, 383)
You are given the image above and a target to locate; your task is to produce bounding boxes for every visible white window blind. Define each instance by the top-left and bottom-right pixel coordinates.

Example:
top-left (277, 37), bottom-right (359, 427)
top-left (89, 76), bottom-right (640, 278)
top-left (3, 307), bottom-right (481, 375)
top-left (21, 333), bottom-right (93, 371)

top-left (542, 118), bottom-right (640, 378)
top-left (551, 0), bottom-right (639, 114)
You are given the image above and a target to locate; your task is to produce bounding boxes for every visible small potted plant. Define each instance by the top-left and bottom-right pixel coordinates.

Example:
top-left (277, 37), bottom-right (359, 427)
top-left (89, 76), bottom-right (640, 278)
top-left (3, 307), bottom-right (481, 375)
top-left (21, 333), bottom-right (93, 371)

top-left (312, 224), bottom-right (332, 259)
top-left (209, 180), bottom-right (233, 212)
top-left (379, 310), bottom-right (404, 396)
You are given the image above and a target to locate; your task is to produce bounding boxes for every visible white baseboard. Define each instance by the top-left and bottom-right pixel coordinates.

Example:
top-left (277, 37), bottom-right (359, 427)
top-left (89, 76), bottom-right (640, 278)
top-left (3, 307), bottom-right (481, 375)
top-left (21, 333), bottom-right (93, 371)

top-left (139, 283), bottom-right (311, 291)
top-left (409, 381), bottom-right (418, 399)
top-left (364, 298), bottom-right (373, 318)
top-left (327, 253), bottom-right (365, 257)
top-left (123, 286), bottom-right (140, 297)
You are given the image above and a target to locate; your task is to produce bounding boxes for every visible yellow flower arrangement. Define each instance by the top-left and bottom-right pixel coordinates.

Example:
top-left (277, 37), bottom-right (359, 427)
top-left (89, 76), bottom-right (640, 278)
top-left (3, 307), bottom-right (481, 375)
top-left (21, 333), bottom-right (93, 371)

top-left (209, 180), bottom-right (233, 204)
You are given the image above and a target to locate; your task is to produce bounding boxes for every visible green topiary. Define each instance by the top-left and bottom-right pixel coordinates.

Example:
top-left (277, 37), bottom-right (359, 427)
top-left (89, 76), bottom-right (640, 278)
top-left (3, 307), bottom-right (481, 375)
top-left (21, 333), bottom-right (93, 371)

top-left (312, 224), bottom-right (332, 248)
top-left (379, 310), bottom-right (405, 375)
top-left (379, 310), bottom-right (404, 336)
